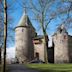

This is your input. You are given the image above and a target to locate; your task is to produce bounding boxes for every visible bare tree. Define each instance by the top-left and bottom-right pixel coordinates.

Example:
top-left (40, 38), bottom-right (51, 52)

top-left (61, 1), bottom-right (72, 29)
top-left (0, 0), bottom-right (4, 46)
top-left (3, 0), bottom-right (7, 72)
top-left (0, 0), bottom-right (16, 72)
top-left (54, 0), bottom-right (72, 28)
top-left (29, 0), bottom-right (59, 63)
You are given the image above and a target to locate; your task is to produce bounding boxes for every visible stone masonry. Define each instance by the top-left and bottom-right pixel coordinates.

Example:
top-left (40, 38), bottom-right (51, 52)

top-left (15, 13), bottom-right (36, 63)
top-left (52, 24), bottom-right (72, 63)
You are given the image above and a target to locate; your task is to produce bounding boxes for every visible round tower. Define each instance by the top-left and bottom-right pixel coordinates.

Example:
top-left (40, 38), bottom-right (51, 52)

top-left (53, 24), bottom-right (69, 63)
top-left (15, 13), bottom-right (36, 63)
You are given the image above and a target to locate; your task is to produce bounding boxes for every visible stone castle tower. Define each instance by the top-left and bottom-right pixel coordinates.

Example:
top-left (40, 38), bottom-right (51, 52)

top-left (52, 24), bottom-right (69, 63)
top-left (15, 12), bottom-right (36, 63)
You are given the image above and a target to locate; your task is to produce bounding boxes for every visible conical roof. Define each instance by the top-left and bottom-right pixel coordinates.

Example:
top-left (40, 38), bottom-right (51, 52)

top-left (17, 12), bottom-right (35, 30)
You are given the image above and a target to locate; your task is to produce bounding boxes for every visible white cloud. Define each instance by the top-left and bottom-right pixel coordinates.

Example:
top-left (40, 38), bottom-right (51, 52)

top-left (6, 47), bottom-right (15, 59)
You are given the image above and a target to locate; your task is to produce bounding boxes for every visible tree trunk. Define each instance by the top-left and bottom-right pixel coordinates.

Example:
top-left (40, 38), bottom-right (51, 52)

top-left (0, 48), bottom-right (1, 64)
top-left (43, 29), bottom-right (48, 63)
top-left (3, 0), bottom-right (7, 72)
top-left (41, 11), bottom-right (48, 63)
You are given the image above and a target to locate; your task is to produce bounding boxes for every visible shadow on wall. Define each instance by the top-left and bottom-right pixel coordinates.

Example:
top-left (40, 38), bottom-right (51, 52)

top-left (48, 42), bottom-right (54, 63)
top-left (68, 36), bottom-right (72, 63)
top-left (0, 48), bottom-right (1, 64)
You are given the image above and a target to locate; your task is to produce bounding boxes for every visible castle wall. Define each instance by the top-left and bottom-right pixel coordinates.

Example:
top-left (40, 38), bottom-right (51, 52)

top-left (15, 27), bottom-right (34, 63)
top-left (33, 39), bottom-right (45, 62)
top-left (53, 33), bottom-right (69, 63)
top-left (34, 43), bottom-right (44, 62)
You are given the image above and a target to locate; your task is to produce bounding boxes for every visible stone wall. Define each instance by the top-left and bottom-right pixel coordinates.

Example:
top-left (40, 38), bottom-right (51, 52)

top-left (53, 32), bottom-right (69, 63)
top-left (34, 38), bottom-right (45, 62)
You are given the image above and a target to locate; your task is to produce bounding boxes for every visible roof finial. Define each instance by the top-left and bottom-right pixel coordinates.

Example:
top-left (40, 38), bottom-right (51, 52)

top-left (61, 24), bottom-right (65, 29)
top-left (24, 6), bottom-right (27, 16)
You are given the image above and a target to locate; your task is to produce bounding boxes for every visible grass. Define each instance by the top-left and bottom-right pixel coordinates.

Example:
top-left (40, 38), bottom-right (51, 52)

top-left (26, 64), bottom-right (72, 72)
top-left (0, 64), bottom-right (8, 72)
top-left (0, 65), bottom-right (2, 72)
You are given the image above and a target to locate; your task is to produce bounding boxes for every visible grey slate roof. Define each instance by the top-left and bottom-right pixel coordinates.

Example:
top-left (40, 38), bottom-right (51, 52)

top-left (33, 35), bottom-right (49, 40)
top-left (33, 35), bottom-right (44, 39)
top-left (16, 12), bottom-right (35, 30)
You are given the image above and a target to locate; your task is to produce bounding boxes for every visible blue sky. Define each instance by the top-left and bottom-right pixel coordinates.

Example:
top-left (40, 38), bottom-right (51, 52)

top-left (7, 0), bottom-right (72, 48)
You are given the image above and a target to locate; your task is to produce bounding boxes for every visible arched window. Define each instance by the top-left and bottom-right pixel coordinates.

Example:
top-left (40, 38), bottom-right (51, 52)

top-left (35, 52), bottom-right (39, 60)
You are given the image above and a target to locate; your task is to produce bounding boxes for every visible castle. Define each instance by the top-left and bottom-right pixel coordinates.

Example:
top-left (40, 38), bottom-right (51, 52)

top-left (15, 12), bottom-right (72, 64)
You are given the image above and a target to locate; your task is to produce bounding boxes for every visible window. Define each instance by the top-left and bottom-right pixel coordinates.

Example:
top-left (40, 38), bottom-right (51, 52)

top-left (64, 35), bottom-right (66, 39)
top-left (60, 29), bottom-right (62, 33)
top-left (35, 52), bottom-right (39, 58)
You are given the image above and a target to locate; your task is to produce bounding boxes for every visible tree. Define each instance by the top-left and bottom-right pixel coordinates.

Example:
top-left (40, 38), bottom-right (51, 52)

top-left (61, 1), bottom-right (72, 29)
top-left (0, 0), bottom-right (4, 47)
top-left (0, 0), bottom-right (4, 66)
top-left (2, 0), bottom-right (16, 72)
top-left (3, 0), bottom-right (7, 72)
top-left (54, 0), bottom-right (72, 30)
top-left (0, 0), bottom-right (15, 48)
top-left (29, 0), bottom-right (59, 63)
